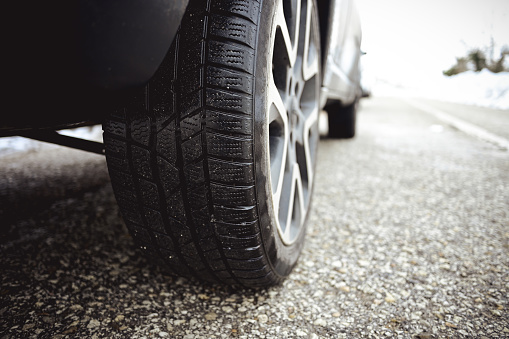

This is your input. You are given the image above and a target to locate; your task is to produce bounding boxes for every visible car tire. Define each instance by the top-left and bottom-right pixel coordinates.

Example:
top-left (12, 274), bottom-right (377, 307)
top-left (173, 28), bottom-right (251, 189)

top-left (327, 99), bottom-right (358, 139)
top-left (103, 0), bottom-right (320, 288)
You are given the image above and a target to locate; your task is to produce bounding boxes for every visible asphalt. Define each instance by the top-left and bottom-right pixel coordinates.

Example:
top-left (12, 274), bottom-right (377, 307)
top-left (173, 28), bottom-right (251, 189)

top-left (1, 97), bottom-right (508, 338)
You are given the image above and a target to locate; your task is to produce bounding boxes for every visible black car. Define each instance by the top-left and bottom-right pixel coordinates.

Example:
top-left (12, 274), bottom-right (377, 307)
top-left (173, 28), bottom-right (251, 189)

top-left (2, 0), bottom-right (362, 287)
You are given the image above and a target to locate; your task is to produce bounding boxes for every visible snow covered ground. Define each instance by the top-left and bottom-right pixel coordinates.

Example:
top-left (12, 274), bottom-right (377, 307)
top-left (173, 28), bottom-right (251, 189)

top-left (0, 125), bottom-right (103, 157)
top-left (368, 69), bottom-right (509, 110)
top-left (1, 70), bottom-right (508, 156)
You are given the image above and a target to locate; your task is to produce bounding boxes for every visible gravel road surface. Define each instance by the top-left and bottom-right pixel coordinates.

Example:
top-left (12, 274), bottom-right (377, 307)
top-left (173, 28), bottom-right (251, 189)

top-left (1, 97), bottom-right (508, 338)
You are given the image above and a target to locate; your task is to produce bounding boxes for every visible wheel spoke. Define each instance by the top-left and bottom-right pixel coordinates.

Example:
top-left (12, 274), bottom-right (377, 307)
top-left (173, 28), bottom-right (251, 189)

top-left (268, 79), bottom-right (289, 215)
top-left (302, 106), bottom-right (318, 195)
top-left (281, 164), bottom-right (306, 241)
top-left (274, 0), bottom-right (301, 68)
top-left (302, 0), bottom-right (318, 81)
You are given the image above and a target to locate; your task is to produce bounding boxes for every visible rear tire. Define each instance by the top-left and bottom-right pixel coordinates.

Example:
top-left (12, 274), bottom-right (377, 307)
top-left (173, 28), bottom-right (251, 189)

top-left (103, 0), bottom-right (321, 287)
top-left (327, 99), bottom-right (358, 139)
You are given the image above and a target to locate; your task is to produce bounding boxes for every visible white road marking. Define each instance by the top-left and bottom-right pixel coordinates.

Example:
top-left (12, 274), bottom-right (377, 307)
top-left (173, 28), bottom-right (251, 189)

top-left (405, 99), bottom-right (509, 151)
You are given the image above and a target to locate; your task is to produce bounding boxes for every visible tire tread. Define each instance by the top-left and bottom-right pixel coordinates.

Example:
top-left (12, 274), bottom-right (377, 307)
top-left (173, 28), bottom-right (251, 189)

top-left (104, 0), bottom-right (279, 287)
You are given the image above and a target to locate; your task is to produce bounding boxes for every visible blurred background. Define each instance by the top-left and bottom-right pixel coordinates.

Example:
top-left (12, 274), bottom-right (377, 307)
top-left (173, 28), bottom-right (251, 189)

top-left (356, 0), bottom-right (509, 110)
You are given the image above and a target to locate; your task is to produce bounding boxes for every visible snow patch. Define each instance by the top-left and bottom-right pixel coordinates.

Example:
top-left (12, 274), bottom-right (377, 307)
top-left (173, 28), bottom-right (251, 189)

top-left (0, 125), bottom-right (103, 157)
top-left (371, 70), bottom-right (509, 110)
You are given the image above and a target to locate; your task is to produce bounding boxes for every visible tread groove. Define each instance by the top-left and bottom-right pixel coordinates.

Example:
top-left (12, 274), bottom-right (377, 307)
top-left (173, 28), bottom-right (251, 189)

top-left (206, 61), bottom-right (254, 76)
top-left (201, 0), bottom-right (245, 286)
top-left (173, 17), bottom-right (224, 284)
top-left (145, 38), bottom-right (201, 279)
top-left (208, 34), bottom-right (255, 50)
top-left (126, 108), bottom-right (179, 277)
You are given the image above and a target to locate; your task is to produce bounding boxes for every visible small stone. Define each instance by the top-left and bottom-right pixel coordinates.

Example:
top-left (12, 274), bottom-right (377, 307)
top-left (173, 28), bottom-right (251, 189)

top-left (474, 298), bottom-right (482, 303)
top-left (114, 315), bottom-right (125, 322)
top-left (159, 331), bottom-right (169, 337)
top-left (204, 313), bottom-right (217, 321)
top-left (198, 294), bottom-right (209, 300)
top-left (339, 286), bottom-right (350, 293)
top-left (87, 319), bottom-right (101, 329)
top-left (331, 260), bottom-right (342, 268)
top-left (445, 322), bottom-right (457, 328)
top-left (358, 260), bottom-right (370, 267)
top-left (222, 306), bottom-right (234, 313)
top-left (314, 318), bottom-right (327, 326)
top-left (257, 314), bottom-right (268, 323)
top-left (22, 323), bottom-right (35, 331)
top-left (385, 293), bottom-right (396, 303)
top-left (70, 304), bottom-right (83, 311)
top-left (416, 333), bottom-right (432, 339)
top-left (440, 264), bottom-right (451, 270)
top-left (332, 312), bottom-right (340, 317)
top-left (296, 329), bottom-right (307, 336)
top-left (491, 309), bottom-right (501, 317)
top-left (62, 326), bottom-right (78, 335)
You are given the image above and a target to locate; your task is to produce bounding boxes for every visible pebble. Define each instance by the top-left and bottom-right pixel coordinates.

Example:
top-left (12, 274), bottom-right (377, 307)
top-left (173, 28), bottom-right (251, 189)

top-left (385, 293), bottom-right (396, 303)
top-left (22, 324), bottom-right (35, 331)
top-left (296, 330), bottom-right (308, 336)
top-left (87, 319), bottom-right (100, 329)
top-left (358, 260), bottom-right (370, 267)
top-left (257, 314), bottom-right (268, 323)
top-left (314, 318), bottom-right (327, 326)
top-left (491, 309), bottom-right (501, 317)
top-left (222, 306), bottom-right (234, 313)
top-left (204, 313), bottom-right (217, 321)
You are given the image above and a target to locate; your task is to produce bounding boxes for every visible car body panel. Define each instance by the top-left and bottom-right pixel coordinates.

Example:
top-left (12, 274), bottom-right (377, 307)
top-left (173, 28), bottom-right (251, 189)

top-left (320, 0), bottom-right (362, 108)
top-left (79, 0), bottom-right (189, 91)
top-left (2, 0), bottom-right (360, 133)
top-left (2, 0), bottom-right (188, 134)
